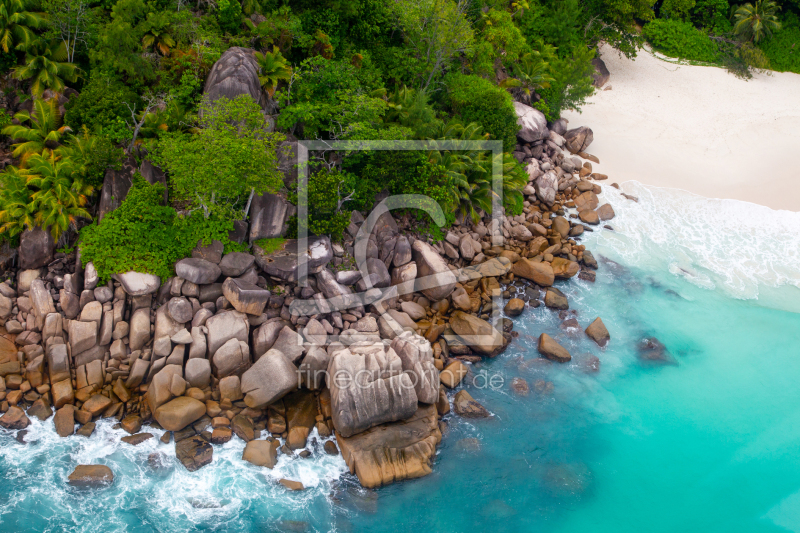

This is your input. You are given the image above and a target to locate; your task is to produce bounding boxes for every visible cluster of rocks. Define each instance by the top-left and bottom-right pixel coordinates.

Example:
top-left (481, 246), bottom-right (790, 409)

top-left (0, 49), bottom-right (621, 491)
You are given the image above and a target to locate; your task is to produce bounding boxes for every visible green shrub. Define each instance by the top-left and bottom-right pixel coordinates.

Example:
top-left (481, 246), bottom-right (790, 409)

top-left (79, 177), bottom-right (247, 283)
top-left (760, 26), bottom-right (800, 73)
top-left (643, 19), bottom-right (719, 62)
top-left (444, 72), bottom-right (519, 151)
top-left (64, 73), bottom-right (140, 134)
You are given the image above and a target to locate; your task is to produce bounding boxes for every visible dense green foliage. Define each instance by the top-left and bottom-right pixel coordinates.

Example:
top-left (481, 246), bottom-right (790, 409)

top-left (79, 177), bottom-right (247, 283)
top-left (445, 72), bottom-right (519, 151)
top-left (643, 19), bottom-right (720, 62)
top-left (153, 95), bottom-right (285, 218)
top-left (0, 0), bottom-right (796, 261)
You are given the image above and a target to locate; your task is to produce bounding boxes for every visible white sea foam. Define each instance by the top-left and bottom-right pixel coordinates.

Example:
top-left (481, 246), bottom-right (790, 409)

top-left (0, 418), bottom-right (348, 532)
top-left (578, 181), bottom-right (800, 300)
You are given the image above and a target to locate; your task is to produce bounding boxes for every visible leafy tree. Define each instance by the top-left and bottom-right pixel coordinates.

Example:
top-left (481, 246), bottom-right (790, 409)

top-left (13, 39), bottom-right (79, 95)
top-left (89, 0), bottom-right (151, 82)
top-left (43, 0), bottom-right (93, 63)
top-left (534, 44), bottom-right (595, 120)
top-left (394, 0), bottom-right (475, 90)
top-left (154, 95), bottom-right (285, 218)
top-left (25, 152), bottom-right (93, 239)
top-left (287, 167), bottom-right (355, 240)
top-left (255, 46), bottom-right (292, 97)
top-left (660, 0), bottom-right (696, 20)
top-left (0, 0), bottom-right (45, 54)
top-left (217, 0), bottom-right (242, 35)
top-left (64, 72), bottom-right (140, 133)
top-left (276, 56), bottom-right (386, 139)
top-left (733, 0), bottom-right (781, 42)
top-left (2, 97), bottom-right (70, 163)
top-left (472, 7), bottom-right (531, 77)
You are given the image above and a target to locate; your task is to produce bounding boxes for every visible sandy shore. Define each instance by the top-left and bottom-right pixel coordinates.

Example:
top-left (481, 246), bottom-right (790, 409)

top-left (562, 44), bottom-right (800, 212)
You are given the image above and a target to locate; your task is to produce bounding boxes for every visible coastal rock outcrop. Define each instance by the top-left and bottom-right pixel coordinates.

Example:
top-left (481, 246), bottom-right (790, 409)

top-left (337, 404), bottom-right (442, 488)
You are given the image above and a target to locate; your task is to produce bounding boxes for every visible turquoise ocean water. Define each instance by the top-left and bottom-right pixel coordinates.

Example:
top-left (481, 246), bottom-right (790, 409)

top-left (2, 182), bottom-right (800, 533)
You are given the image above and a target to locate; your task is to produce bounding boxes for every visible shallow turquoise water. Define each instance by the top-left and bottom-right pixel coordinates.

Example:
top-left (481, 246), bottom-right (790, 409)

top-left (2, 183), bottom-right (800, 532)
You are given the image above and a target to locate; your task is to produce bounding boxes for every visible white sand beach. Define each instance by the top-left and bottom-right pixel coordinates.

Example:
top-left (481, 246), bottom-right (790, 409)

top-left (562, 44), bottom-right (800, 212)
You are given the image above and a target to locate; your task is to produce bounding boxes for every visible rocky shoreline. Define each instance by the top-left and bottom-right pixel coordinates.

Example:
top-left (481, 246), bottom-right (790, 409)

top-left (0, 102), bottom-right (619, 491)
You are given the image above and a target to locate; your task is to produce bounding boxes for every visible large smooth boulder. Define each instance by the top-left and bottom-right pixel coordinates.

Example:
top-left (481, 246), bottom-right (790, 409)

top-left (212, 338), bottom-right (250, 378)
top-left (67, 465), bottom-right (114, 487)
top-left (537, 333), bottom-right (571, 362)
top-left (240, 348), bottom-right (298, 408)
top-left (253, 319), bottom-right (290, 359)
top-left (329, 345), bottom-right (417, 438)
top-left (254, 236), bottom-right (333, 283)
top-left (449, 311), bottom-right (506, 357)
top-left (167, 297), bottom-right (192, 323)
top-left (512, 258), bottom-right (554, 286)
top-left (185, 358), bottom-right (211, 388)
top-left (154, 396), bottom-right (206, 431)
top-left (129, 308), bottom-right (151, 351)
top-left (591, 57), bottom-right (610, 88)
top-left (203, 47), bottom-right (265, 110)
top-left (271, 326), bottom-right (305, 363)
top-left (514, 102), bottom-right (548, 143)
top-left (205, 310), bottom-right (249, 356)
top-left (114, 272), bottom-right (160, 296)
top-left (356, 258), bottom-right (391, 291)
top-left (564, 126), bottom-right (594, 154)
top-left (390, 332), bottom-right (439, 404)
top-left (249, 193), bottom-right (295, 241)
top-left (411, 240), bottom-right (456, 302)
top-left (19, 227), bottom-right (54, 270)
top-left (586, 317), bottom-right (610, 347)
top-left (242, 439), bottom-right (279, 468)
top-left (219, 252), bottom-right (255, 277)
top-left (297, 346), bottom-right (329, 390)
top-left (337, 404), bottom-right (442, 489)
top-left (551, 258), bottom-right (580, 279)
top-left (534, 170), bottom-right (558, 206)
top-left (97, 155), bottom-right (137, 222)
top-left (222, 277), bottom-right (270, 316)
top-left (69, 320), bottom-right (97, 355)
top-left (0, 406), bottom-right (29, 429)
top-left (175, 258), bottom-right (221, 285)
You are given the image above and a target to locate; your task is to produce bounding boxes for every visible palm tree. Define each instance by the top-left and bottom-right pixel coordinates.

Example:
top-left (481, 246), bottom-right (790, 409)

top-left (13, 39), bottom-right (79, 96)
top-left (2, 97), bottom-right (70, 164)
top-left (254, 47), bottom-right (292, 98)
top-left (25, 153), bottom-right (92, 240)
top-left (385, 86), bottom-right (441, 138)
top-left (502, 51), bottom-right (554, 98)
top-left (733, 0), bottom-right (781, 43)
top-left (0, 0), bottom-right (45, 54)
top-left (142, 27), bottom-right (175, 56)
top-left (0, 165), bottom-right (35, 238)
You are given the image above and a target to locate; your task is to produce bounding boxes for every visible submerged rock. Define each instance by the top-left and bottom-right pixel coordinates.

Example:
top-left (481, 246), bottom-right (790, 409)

top-left (453, 390), bottom-right (490, 418)
top-left (175, 435), bottom-right (213, 472)
top-left (637, 337), bottom-right (676, 365)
